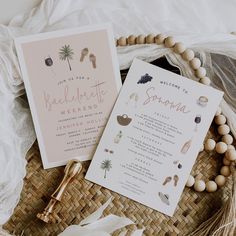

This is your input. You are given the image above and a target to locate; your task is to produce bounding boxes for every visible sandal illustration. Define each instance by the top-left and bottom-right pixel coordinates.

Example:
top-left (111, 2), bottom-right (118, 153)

top-left (158, 192), bottom-right (170, 205)
top-left (173, 175), bottom-right (179, 187)
top-left (162, 176), bottom-right (172, 186)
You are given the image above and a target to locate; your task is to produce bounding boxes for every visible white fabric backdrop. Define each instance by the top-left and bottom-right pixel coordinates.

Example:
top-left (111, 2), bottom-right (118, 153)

top-left (1, 0), bottom-right (236, 225)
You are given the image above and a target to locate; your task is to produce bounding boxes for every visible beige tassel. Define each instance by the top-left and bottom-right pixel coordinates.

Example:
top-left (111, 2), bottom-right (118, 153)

top-left (190, 164), bottom-right (236, 236)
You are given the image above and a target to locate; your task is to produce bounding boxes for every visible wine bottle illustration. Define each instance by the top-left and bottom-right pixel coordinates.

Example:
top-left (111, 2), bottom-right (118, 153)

top-left (114, 131), bottom-right (123, 144)
top-left (181, 138), bottom-right (193, 154)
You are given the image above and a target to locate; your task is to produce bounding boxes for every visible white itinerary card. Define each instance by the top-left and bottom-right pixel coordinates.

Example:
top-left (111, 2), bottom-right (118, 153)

top-left (86, 59), bottom-right (223, 216)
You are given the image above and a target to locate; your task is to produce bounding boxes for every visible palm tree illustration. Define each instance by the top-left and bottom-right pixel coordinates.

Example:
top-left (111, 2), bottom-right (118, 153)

top-left (59, 45), bottom-right (74, 71)
top-left (100, 159), bottom-right (112, 179)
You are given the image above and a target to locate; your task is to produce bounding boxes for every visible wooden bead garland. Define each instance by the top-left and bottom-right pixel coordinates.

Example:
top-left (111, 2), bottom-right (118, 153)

top-left (116, 34), bottom-right (235, 193)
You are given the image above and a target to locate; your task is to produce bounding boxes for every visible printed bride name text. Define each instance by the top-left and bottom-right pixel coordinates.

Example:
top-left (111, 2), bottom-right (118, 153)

top-left (43, 81), bottom-right (107, 111)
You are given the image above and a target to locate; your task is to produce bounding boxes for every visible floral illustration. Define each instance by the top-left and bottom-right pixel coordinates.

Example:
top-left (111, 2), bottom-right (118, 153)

top-left (59, 45), bottom-right (74, 71)
top-left (100, 159), bottom-right (112, 179)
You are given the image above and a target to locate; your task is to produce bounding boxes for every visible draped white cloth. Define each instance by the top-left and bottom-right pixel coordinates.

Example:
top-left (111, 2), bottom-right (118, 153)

top-left (1, 0), bottom-right (236, 226)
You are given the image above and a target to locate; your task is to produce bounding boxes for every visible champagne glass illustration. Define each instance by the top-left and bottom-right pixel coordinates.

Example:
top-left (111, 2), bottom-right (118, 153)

top-left (194, 115), bottom-right (201, 131)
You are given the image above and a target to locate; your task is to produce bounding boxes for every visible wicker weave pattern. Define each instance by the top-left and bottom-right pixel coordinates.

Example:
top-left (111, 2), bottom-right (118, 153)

top-left (3, 64), bottom-right (233, 235)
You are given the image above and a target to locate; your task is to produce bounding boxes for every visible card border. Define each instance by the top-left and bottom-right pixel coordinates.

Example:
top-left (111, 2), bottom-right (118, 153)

top-left (15, 24), bottom-right (122, 169)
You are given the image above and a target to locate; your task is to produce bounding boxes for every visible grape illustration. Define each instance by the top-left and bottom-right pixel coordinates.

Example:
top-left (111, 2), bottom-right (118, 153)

top-left (137, 73), bottom-right (153, 84)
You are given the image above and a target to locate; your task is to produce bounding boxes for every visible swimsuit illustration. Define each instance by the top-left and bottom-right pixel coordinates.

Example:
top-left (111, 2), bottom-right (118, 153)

top-left (117, 114), bottom-right (132, 126)
top-left (137, 73), bottom-right (153, 84)
top-left (104, 149), bottom-right (114, 154)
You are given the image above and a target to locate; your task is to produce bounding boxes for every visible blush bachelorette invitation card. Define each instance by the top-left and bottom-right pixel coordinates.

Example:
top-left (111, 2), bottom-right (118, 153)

top-left (86, 59), bottom-right (223, 216)
top-left (15, 24), bottom-right (121, 169)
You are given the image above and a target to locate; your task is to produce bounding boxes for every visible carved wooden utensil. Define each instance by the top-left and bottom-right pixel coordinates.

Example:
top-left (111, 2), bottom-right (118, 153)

top-left (37, 160), bottom-right (82, 223)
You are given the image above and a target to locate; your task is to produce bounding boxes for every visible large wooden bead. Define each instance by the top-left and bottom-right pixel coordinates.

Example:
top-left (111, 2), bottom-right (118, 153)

top-left (220, 166), bottom-right (231, 177)
top-left (182, 49), bottom-right (194, 61)
top-left (215, 175), bottom-right (226, 187)
top-left (164, 36), bottom-right (175, 48)
top-left (215, 142), bottom-right (228, 154)
top-left (199, 144), bottom-right (204, 152)
top-left (226, 149), bottom-right (236, 161)
top-left (214, 114), bottom-right (226, 125)
top-left (222, 134), bottom-right (233, 145)
top-left (194, 180), bottom-right (206, 192)
top-left (215, 107), bottom-right (222, 116)
top-left (136, 34), bottom-right (146, 44)
top-left (195, 67), bottom-right (206, 78)
top-left (199, 76), bottom-right (211, 85)
top-left (186, 175), bottom-right (195, 187)
top-left (146, 34), bottom-right (155, 44)
top-left (223, 156), bottom-right (231, 166)
top-left (227, 144), bottom-right (235, 151)
top-left (118, 37), bottom-right (127, 46)
top-left (155, 34), bottom-right (166, 44)
top-left (206, 181), bottom-right (217, 192)
top-left (174, 42), bottom-right (186, 54)
top-left (204, 139), bottom-right (216, 151)
top-left (218, 124), bottom-right (230, 135)
top-left (127, 35), bottom-right (136, 45)
top-left (190, 58), bottom-right (201, 70)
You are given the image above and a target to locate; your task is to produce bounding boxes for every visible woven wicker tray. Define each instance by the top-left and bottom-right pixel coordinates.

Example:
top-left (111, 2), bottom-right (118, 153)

top-left (3, 58), bottom-right (233, 236)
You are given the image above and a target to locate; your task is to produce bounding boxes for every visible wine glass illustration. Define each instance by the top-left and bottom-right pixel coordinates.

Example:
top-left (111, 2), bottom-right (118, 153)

top-left (44, 56), bottom-right (55, 76)
top-left (194, 115), bottom-right (201, 131)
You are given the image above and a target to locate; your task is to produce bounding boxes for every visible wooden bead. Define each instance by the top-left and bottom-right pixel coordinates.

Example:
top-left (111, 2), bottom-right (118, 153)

top-left (155, 34), bottom-right (166, 44)
top-left (223, 156), bottom-right (231, 166)
top-left (194, 180), bottom-right (206, 192)
top-left (146, 34), bottom-right (155, 44)
top-left (195, 67), bottom-right (206, 78)
top-left (136, 34), bottom-right (146, 44)
top-left (127, 35), bottom-right (136, 45)
top-left (226, 149), bottom-right (236, 161)
top-left (204, 139), bottom-right (216, 151)
top-left (206, 181), bottom-right (217, 192)
top-left (174, 42), bottom-right (186, 54)
top-left (220, 166), bottom-right (231, 177)
top-left (215, 107), bottom-right (222, 116)
top-left (218, 124), bottom-right (230, 135)
top-left (214, 114), bottom-right (226, 125)
top-left (118, 37), bottom-right (127, 46)
top-left (115, 39), bottom-right (118, 47)
top-left (227, 144), bottom-right (235, 151)
top-left (222, 134), bottom-right (233, 145)
top-left (215, 142), bottom-right (228, 154)
top-left (190, 58), bottom-right (201, 70)
top-left (182, 49), bottom-right (194, 61)
top-left (215, 175), bottom-right (226, 187)
top-left (186, 175), bottom-right (195, 187)
top-left (164, 36), bottom-right (175, 48)
top-left (199, 76), bottom-right (211, 85)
